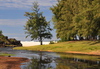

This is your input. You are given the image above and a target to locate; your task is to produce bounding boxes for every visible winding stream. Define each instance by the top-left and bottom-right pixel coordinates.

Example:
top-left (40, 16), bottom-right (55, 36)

top-left (0, 47), bottom-right (100, 69)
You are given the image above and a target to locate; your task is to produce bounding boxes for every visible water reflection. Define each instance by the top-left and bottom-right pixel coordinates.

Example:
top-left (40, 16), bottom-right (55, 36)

top-left (23, 52), bottom-right (56, 69)
top-left (0, 47), bottom-right (100, 69)
top-left (22, 52), bottom-right (100, 69)
top-left (56, 57), bottom-right (100, 69)
top-left (55, 53), bottom-right (100, 69)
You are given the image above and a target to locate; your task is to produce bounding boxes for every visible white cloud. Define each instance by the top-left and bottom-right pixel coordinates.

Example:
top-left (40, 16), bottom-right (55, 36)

top-left (0, 19), bottom-right (26, 26)
top-left (3, 33), bottom-right (25, 36)
top-left (0, 0), bottom-right (57, 9)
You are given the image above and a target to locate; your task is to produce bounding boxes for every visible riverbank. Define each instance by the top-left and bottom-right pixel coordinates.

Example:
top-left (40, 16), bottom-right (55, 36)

top-left (14, 41), bottom-right (100, 56)
top-left (0, 56), bottom-right (29, 69)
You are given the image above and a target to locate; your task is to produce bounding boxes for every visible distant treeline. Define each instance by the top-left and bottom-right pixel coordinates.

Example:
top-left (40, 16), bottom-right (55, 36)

top-left (0, 30), bottom-right (22, 47)
top-left (50, 0), bottom-right (100, 41)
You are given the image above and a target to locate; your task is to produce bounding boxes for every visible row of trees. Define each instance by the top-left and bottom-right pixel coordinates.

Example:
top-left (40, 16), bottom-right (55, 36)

top-left (50, 0), bottom-right (100, 41)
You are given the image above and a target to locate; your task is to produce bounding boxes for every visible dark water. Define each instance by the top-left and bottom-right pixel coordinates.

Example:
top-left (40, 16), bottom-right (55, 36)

top-left (0, 47), bottom-right (100, 69)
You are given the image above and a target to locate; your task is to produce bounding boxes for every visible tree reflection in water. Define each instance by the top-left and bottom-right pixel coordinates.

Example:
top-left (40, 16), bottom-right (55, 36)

top-left (22, 52), bottom-right (100, 69)
top-left (55, 57), bottom-right (100, 69)
top-left (24, 52), bottom-right (53, 69)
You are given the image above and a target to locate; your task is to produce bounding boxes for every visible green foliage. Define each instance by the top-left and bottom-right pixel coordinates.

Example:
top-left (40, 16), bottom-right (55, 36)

top-left (24, 2), bottom-right (52, 45)
top-left (0, 30), bottom-right (3, 35)
top-left (49, 41), bottom-right (55, 44)
top-left (0, 53), bottom-right (15, 56)
top-left (50, 0), bottom-right (100, 40)
top-left (0, 32), bottom-right (10, 45)
top-left (0, 30), bottom-right (22, 46)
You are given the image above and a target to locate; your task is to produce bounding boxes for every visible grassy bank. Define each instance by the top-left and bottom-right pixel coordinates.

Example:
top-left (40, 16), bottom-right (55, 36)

top-left (0, 53), bottom-right (14, 56)
top-left (14, 41), bottom-right (100, 55)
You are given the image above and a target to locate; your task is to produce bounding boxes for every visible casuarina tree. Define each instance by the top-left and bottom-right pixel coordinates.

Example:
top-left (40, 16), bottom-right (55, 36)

top-left (24, 2), bottom-right (52, 45)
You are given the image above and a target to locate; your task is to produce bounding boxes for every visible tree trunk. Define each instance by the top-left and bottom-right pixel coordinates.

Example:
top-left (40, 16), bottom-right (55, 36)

top-left (40, 40), bottom-right (43, 45)
top-left (86, 36), bottom-right (89, 40)
top-left (98, 36), bottom-right (100, 40)
top-left (40, 36), bottom-right (43, 45)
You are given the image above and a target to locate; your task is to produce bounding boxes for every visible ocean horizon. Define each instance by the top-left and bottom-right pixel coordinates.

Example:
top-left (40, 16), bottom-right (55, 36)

top-left (21, 41), bottom-right (50, 47)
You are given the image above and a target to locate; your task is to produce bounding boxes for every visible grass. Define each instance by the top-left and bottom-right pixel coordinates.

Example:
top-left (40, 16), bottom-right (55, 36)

top-left (0, 53), bottom-right (15, 56)
top-left (14, 41), bottom-right (100, 53)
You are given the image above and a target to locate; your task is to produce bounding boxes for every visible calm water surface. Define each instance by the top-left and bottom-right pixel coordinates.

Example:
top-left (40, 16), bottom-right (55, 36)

top-left (0, 47), bottom-right (100, 69)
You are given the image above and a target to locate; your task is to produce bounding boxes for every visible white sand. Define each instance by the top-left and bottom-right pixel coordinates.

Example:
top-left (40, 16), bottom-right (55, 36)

top-left (21, 41), bottom-right (50, 47)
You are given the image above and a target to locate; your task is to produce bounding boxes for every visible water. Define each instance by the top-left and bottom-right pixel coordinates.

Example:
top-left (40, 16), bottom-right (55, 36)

top-left (0, 47), bottom-right (100, 69)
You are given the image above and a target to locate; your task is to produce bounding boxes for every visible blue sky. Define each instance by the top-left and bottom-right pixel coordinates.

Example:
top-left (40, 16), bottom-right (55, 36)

top-left (0, 0), bottom-right (57, 41)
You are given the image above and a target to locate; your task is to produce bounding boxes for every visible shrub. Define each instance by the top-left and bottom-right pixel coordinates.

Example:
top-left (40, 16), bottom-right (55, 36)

top-left (49, 41), bottom-right (55, 44)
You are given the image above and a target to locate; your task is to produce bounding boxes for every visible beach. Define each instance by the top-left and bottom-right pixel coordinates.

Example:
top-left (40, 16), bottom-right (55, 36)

top-left (21, 41), bottom-right (50, 47)
top-left (0, 56), bottom-right (29, 69)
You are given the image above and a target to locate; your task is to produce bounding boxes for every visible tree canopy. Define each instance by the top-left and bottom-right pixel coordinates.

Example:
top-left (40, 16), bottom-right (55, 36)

top-left (50, 0), bottom-right (100, 41)
top-left (24, 2), bottom-right (52, 45)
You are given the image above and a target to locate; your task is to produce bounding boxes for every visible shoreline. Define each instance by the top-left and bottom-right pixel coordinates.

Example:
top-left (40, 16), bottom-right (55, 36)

top-left (65, 51), bottom-right (100, 56)
top-left (14, 41), bottom-right (100, 56)
top-left (41, 50), bottom-right (100, 56)
top-left (0, 56), bottom-right (29, 69)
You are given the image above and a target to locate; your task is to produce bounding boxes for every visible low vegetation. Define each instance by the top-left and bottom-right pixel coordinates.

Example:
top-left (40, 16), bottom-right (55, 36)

top-left (14, 41), bottom-right (100, 54)
top-left (0, 53), bottom-right (14, 56)
top-left (0, 30), bottom-right (22, 47)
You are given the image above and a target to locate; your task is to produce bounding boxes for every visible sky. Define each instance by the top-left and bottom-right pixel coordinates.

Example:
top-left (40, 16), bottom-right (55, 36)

top-left (0, 0), bottom-right (57, 41)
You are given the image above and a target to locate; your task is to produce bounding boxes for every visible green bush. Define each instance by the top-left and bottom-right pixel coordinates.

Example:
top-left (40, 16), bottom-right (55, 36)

top-left (49, 41), bottom-right (55, 44)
